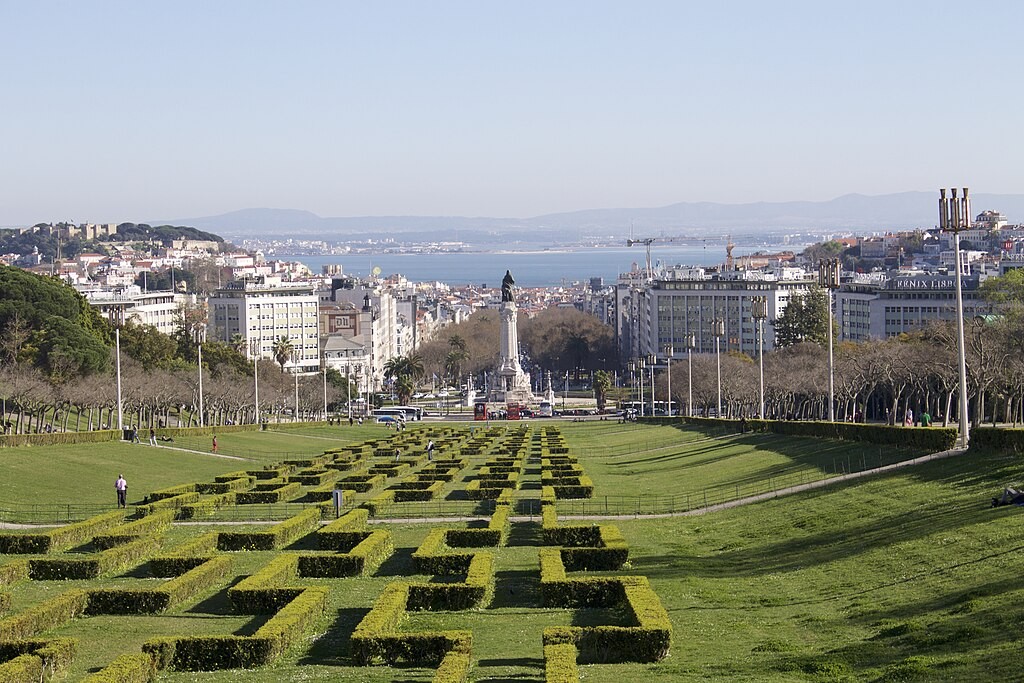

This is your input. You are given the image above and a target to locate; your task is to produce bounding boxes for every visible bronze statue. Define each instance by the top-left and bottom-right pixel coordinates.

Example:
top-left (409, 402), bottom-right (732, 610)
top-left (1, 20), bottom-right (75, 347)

top-left (501, 270), bottom-right (515, 303)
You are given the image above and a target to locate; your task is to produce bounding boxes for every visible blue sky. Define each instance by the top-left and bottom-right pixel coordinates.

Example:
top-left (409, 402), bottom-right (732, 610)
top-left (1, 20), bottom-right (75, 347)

top-left (2, 1), bottom-right (1022, 224)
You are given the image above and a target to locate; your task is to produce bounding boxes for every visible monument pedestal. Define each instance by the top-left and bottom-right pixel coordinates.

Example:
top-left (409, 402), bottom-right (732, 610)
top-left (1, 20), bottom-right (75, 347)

top-left (489, 299), bottom-right (534, 404)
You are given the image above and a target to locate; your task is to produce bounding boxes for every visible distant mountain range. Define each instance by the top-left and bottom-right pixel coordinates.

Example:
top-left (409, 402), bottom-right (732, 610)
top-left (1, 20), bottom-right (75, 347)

top-left (157, 191), bottom-right (1024, 241)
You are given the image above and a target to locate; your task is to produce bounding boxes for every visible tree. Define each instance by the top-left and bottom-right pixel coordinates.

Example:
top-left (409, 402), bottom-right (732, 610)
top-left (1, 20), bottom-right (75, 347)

top-left (593, 370), bottom-right (612, 411)
top-left (771, 288), bottom-right (830, 349)
top-left (272, 336), bottom-right (294, 373)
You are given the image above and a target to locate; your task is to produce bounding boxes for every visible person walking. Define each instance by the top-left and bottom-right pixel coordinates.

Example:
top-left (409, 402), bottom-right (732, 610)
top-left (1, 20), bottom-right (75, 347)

top-left (426, 439), bottom-right (435, 461)
top-left (115, 474), bottom-right (128, 509)
top-left (394, 447), bottom-right (402, 462)
top-left (149, 428), bottom-right (157, 446)
top-left (212, 435), bottom-right (218, 453)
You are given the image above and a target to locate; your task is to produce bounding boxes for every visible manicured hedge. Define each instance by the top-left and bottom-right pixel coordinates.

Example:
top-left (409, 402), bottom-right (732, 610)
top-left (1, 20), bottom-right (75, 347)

top-left (0, 637), bottom-right (77, 682)
top-left (149, 532), bottom-right (218, 577)
top-left (235, 482), bottom-right (302, 505)
top-left (412, 531), bottom-right (474, 575)
top-left (0, 429), bottom-right (119, 449)
top-left (288, 470), bottom-right (339, 486)
top-left (297, 530), bottom-right (393, 577)
top-left (0, 510), bottom-right (125, 554)
top-left (228, 555), bottom-right (301, 613)
top-left (0, 560), bottom-right (29, 586)
top-left (971, 427), bottom-right (1024, 452)
top-left (180, 493), bottom-right (236, 519)
top-left (0, 593), bottom-right (9, 613)
top-left (29, 536), bottom-right (157, 580)
top-left (407, 552), bottom-right (494, 611)
top-left (137, 492), bottom-right (201, 516)
top-left (196, 477), bottom-right (254, 494)
top-left (81, 652), bottom-right (156, 683)
top-left (218, 507), bottom-right (320, 551)
top-left (93, 510), bottom-right (175, 550)
top-left (144, 587), bottom-right (327, 671)
top-left (0, 590), bottom-right (88, 640)
top-left (148, 484), bottom-right (197, 501)
top-left (338, 474), bottom-right (385, 493)
top-left (318, 508), bottom-right (369, 550)
top-left (433, 650), bottom-right (471, 683)
top-left (350, 583), bottom-right (473, 666)
top-left (658, 416), bottom-right (958, 451)
top-left (0, 653), bottom-right (42, 682)
top-left (85, 556), bottom-right (232, 614)
top-left (544, 643), bottom-right (579, 683)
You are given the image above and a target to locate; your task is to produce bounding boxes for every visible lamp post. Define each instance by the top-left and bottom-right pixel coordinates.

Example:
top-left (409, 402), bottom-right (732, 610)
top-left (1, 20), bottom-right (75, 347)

top-left (108, 306), bottom-right (125, 431)
top-left (686, 333), bottom-right (696, 417)
top-left (638, 358), bottom-right (645, 417)
top-left (663, 344), bottom-right (674, 416)
top-left (940, 187), bottom-right (972, 449)
top-left (291, 349), bottom-right (300, 423)
top-left (647, 353), bottom-right (656, 416)
top-left (194, 325), bottom-right (205, 428)
top-left (322, 354), bottom-right (328, 422)
top-left (249, 338), bottom-right (260, 425)
top-left (713, 318), bottom-right (725, 417)
top-left (818, 258), bottom-right (840, 422)
top-left (751, 297), bottom-right (768, 419)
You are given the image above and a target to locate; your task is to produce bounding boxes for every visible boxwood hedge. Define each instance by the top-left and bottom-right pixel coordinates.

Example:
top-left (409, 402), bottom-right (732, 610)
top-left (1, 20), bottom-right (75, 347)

top-left (0, 510), bottom-right (125, 554)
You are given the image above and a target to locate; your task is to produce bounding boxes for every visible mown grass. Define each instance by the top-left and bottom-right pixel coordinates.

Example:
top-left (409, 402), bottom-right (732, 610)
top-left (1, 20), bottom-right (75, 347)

top-left (3, 423), bottom-right (1023, 681)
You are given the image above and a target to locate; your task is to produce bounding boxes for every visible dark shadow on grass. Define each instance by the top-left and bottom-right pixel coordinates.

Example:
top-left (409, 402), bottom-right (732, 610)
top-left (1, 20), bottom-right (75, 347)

top-left (472, 657), bottom-right (545, 682)
top-left (185, 574), bottom-right (247, 615)
top-left (506, 521), bottom-right (541, 547)
top-left (298, 607), bottom-right (369, 663)
top-left (489, 569), bottom-right (539, 609)
top-left (234, 614), bottom-right (272, 636)
top-left (281, 530), bottom-right (320, 551)
top-left (374, 545), bottom-right (417, 576)
top-left (445, 489), bottom-right (472, 501)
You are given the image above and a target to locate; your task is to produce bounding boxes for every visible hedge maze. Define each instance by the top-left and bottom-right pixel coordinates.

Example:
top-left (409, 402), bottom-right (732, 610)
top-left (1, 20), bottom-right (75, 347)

top-left (0, 424), bottom-right (672, 681)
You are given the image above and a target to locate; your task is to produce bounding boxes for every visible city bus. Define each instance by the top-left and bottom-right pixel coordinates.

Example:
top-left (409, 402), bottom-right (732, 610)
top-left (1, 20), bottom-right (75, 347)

top-left (391, 405), bottom-right (424, 421)
top-left (537, 400), bottom-right (554, 417)
top-left (371, 408), bottom-right (408, 422)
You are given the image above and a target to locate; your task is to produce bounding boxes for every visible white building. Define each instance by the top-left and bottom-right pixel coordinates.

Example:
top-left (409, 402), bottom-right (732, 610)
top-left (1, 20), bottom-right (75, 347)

top-left (617, 267), bottom-right (817, 363)
top-left (207, 276), bottom-right (320, 373)
top-left (80, 286), bottom-right (189, 336)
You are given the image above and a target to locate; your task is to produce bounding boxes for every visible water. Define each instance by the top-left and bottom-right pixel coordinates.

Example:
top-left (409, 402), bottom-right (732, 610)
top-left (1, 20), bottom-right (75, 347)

top-left (275, 245), bottom-right (800, 287)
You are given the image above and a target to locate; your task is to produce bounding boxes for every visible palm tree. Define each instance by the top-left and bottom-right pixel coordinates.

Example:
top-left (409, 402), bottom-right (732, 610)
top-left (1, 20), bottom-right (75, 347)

top-left (383, 354), bottom-right (425, 383)
top-left (229, 333), bottom-right (247, 355)
top-left (271, 336), bottom-right (294, 373)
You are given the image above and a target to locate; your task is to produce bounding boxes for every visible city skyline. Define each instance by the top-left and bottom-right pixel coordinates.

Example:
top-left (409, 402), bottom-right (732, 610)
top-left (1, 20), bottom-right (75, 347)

top-left (3, 1), bottom-right (1023, 225)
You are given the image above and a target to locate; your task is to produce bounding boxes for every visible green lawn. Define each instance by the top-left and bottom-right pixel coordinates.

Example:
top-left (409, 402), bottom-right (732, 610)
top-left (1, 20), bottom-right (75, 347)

top-left (2, 422), bottom-right (1022, 681)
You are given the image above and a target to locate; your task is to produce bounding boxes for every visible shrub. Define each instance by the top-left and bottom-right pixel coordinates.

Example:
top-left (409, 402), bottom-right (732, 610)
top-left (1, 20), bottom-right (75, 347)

top-left (235, 482), bottom-right (302, 505)
top-left (338, 474), bottom-right (385, 493)
top-left (29, 536), bottom-right (156, 580)
top-left (217, 507), bottom-right (320, 551)
top-left (93, 510), bottom-right (175, 549)
top-left (136, 492), bottom-right (201, 516)
top-left (180, 493), bottom-right (236, 519)
top-left (0, 590), bottom-right (88, 640)
top-left (0, 592), bottom-right (9, 613)
top-left (407, 553), bottom-right (494, 611)
top-left (0, 653), bottom-right (42, 682)
top-left (86, 556), bottom-right (232, 614)
top-left (149, 533), bottom-right (218, 577)
top-left (433, 650), bottom-right (471, 683)
top-left (0, 510), bottom-right (125, 554)
top-left (148, 484), bottom-right (197, 501)
top-left (971, 427), bottom-right (1024, 453)
top-left (228, 555), bottom-right (301, 613)
top-left (544, 643), bottom-right (579, 683)
top-left (0, 560), bottom-right (29, 586)
top-left (196, 477), bottom-right (254, 494)
top-left (80, 652), bottom-right (156, 683)
top-left (318, 509), bottom-right (369, 550)
top-left (298, 530), bottom-right (393, 577)
top-left (0, 429), bottom-right (119, 449)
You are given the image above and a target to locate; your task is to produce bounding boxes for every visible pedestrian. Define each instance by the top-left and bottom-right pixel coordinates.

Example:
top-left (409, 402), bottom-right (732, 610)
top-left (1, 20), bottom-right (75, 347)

top-left (131, 426), bottom-right (139, 443)
top-left (149, 428), bottom-right (157, 446)
top-left (394, 447), bottom-right (402, 462)
top-left (115, 474), bottom-right (128, 509)
top-left (349, 416), bottom-right (353, 426)
top-left (904, 409), bottom-right (913, 427)
top-left (212, 434), bottom-right (218, 453)
top-left (921, 410), bottom-right (931, 427)
top-left (426, 439), bottom-right (435, 461)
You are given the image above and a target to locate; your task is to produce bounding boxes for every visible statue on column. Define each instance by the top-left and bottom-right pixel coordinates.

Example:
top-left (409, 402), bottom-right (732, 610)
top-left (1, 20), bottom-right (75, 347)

top-left (501, 270), bottom-right (515, 303)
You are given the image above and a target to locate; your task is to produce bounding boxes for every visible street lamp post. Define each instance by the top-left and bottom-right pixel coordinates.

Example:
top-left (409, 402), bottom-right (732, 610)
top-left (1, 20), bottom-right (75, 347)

top-left (648, 353), bottom-right (656, 416)
top-left (108, 306), bottom-right (125, 431)
top-left (818, 258), bottom-right (840, 422)
top-left (194, 326), bottom-right (205, 428)
top-left (249, 339), bottom-right (260, 426)
top-left (940, 187), bottom-right (972, 449)
top-left (322, 355), bottom-right (328, 422)
top-left (638, 358), bottom-right (645, 417)
top-left (291, 349), bottom-right (300, 423)
top-left (663, 344), bottom-right (674, 417)
top-left (751, 297), bottom-right (768, 419)
top-left (749, 299), bottom-right (765, 421)
top-left (686, 333), bottom-right (696, 417)
top-left (713, 318), bottom-right (725, 417)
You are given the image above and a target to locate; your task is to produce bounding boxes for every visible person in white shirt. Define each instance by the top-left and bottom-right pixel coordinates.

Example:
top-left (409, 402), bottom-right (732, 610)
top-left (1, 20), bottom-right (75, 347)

top-left (115, 474), bottom-right (128, 509)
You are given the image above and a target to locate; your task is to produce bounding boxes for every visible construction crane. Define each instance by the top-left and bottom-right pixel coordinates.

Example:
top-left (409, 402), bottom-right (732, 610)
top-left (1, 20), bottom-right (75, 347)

top-left (626, 235), bottom-right (685, 279)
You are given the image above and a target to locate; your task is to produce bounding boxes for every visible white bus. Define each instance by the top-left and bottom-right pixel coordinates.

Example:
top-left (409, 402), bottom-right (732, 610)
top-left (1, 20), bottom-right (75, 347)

top-left (391, 405), bottom-right (424, 421)
top-left (537, 400), bottom-right (554, 417)
top-left (372, 408), bottom-right (407, 422)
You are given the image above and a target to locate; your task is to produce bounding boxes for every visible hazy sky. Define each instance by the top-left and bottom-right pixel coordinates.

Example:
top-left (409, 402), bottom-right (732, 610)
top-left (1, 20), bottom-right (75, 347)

top-left (2, 1), bottom-right (1022, 225)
